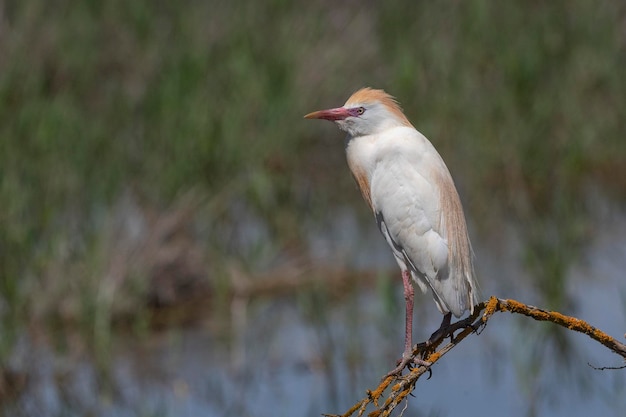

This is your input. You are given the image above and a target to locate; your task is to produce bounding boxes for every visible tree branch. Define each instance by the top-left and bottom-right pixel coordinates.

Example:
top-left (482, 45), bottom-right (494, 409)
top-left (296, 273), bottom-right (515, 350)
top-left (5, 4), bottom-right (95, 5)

top-left (325, 296), bottom-right (626, 417)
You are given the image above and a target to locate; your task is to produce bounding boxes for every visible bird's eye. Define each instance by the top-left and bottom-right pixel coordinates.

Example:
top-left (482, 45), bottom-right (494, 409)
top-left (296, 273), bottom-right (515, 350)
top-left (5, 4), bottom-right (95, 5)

top-left (356, 107), bottom-right (365, 115)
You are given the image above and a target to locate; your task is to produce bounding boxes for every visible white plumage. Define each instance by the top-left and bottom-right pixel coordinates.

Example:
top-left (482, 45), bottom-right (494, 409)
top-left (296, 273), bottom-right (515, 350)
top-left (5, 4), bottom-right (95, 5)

top-left (305, 87), bottom-right (479, 374)
top-left (356, 125), bottom-right (475, 316)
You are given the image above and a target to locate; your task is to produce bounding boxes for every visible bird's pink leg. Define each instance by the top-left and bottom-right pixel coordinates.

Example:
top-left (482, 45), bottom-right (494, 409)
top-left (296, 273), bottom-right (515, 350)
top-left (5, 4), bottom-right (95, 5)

top-left (384, 270), bottom-right (430, 379)
top-left (401, 269), bottom-right (414, 358)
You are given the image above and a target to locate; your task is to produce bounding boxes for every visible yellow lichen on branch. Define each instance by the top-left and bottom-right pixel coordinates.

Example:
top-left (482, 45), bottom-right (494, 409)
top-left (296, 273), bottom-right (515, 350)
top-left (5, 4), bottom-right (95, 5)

top-left (482, 296), bottom-right (499, 320)
top-left (493, 298), bottom-right (626, 357)
top-left (328, 296), bottom-right (626, 417)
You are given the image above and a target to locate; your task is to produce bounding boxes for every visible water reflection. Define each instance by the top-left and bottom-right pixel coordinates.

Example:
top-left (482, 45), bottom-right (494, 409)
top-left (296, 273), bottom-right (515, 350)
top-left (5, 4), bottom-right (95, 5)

top-left (3, 204), bottom-right (626, 417)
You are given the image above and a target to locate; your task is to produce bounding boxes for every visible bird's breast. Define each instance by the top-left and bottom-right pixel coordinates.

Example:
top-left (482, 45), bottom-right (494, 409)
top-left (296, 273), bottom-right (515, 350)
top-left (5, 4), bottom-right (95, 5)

top-left (349, 165), bottom-right (373, 209)
top-left (345, 134), bottom-right (380, 210)
top-left (345, 127), bottom-right (432, 212)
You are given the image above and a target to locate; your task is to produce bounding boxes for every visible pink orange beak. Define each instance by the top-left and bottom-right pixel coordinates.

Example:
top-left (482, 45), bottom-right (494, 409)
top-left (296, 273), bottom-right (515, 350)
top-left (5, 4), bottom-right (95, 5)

top-left (304, 107), bottom-right (351, 121)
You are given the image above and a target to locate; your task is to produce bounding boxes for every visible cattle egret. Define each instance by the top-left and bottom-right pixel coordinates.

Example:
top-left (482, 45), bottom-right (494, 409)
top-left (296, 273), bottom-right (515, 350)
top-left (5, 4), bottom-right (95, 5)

top-left (305, 87), bottom-right (479, 375)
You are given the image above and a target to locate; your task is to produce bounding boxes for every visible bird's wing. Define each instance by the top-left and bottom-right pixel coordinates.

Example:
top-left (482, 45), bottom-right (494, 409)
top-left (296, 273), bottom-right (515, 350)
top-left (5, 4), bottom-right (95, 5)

top-left (371, 154), bottom-right (447, 277)
top-left (370, 132), bottom-right (474, 317)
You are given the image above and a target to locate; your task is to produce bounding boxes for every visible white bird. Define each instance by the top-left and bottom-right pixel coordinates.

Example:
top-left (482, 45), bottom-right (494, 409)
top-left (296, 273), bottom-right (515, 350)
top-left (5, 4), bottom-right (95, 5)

top-left (305, 87), bottom-right (479, 374)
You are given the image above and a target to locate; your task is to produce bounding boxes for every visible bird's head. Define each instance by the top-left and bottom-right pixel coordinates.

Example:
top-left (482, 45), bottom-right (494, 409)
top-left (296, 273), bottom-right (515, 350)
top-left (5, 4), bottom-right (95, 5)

top-left (304, 87), bottom-right (413, 136)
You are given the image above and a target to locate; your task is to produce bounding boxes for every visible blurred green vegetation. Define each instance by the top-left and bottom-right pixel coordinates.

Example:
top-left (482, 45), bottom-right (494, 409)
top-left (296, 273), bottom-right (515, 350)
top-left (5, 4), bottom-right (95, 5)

top-left (0, 0), bottom-right (625, 372)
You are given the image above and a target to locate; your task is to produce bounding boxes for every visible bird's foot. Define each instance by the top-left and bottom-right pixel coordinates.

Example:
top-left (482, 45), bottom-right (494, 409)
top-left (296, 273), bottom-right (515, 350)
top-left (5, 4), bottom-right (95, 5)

top-left (382, 353), bottom-right (432, 380)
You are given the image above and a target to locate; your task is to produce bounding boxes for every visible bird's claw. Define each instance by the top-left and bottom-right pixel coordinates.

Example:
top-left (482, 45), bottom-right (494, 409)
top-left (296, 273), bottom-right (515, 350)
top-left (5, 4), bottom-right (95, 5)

top-left (382, 355), bottom-right (432, 381)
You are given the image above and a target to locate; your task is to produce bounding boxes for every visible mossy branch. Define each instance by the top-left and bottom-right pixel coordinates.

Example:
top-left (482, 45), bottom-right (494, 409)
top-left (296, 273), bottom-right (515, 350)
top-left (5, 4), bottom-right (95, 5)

top-left (325, 296), bottom-right (626, 417)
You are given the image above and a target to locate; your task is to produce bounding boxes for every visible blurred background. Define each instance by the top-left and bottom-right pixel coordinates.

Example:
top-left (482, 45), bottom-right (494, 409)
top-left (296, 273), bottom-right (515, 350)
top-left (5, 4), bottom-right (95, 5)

top-left (1, 0), bottom-right (626, 416)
